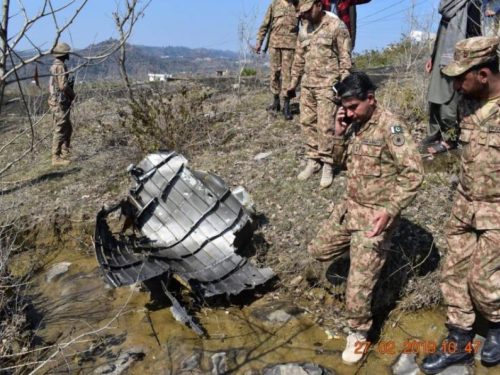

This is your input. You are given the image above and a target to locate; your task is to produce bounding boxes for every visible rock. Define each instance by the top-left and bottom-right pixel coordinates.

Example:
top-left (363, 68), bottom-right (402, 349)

top-left (439, 365), bottom-right (472, 375)
top-left (263, 363), bottom-right (335, 375)
top-left (392, 353), bottom-right (419, 375)
top-left (252, 302), bottom-right (303, 324)
top-left (267, 310), bottom-right (293, 323)
top-left (473, 334), bottom-right (486, 360)
top-left (254, 152), bottom-right (273, 161)
top-left (46, 262), bottom-right (72, 282)
top-left (180, 351), bottom-right (201, 372)
top-left (211, 352), bottom-right (228, 375)
top-left (93, 346), bottom-right (145, 374)
top-left (290, 276), bottom-right (303, 286)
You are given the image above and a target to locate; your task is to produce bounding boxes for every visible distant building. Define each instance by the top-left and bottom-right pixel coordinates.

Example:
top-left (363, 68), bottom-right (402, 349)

top-left (148, 73), bottom-right (173, 82)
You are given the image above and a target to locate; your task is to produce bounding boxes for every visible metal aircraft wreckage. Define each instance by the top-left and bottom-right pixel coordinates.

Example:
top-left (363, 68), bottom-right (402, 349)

top-left (94, 151), bottom-right (275, 334)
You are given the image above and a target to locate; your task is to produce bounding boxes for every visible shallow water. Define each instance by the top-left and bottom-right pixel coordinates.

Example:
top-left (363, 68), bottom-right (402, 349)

top-left (22, 248), bottom-right (500, 374)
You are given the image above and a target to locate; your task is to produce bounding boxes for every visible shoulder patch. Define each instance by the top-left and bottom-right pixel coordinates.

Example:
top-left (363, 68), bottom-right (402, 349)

top-left (390, 125), bottom-right (403, 134)
top-left (392, 134), bottom-right (405, 147)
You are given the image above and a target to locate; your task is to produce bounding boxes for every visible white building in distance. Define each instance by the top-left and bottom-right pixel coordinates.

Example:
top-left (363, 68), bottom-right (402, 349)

top-left (148, 73), bottom-right (173, 82)
top-left (410, 30), bottom-right (436, 43)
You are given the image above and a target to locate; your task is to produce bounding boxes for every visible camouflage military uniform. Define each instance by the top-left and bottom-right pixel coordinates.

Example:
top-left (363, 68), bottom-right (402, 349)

top-left (308, 108), bottom-right (424, 331)
top-left (48, 59), bottom-right (74, 159)
top-left (290, 12), bottom-right (351, 164)
top-left (256, 0), bottom-right (300, 97)
top-left (440, 97), bottom-right (500, 330)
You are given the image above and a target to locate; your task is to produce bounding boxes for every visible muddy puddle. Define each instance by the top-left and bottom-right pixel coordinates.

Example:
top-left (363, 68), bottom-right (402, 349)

top-left (18, 248), bottom-right (500, 374)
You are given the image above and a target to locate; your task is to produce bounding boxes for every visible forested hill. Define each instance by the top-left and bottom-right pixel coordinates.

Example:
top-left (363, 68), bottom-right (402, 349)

top-left (15, 39), bottom-right (240, 83)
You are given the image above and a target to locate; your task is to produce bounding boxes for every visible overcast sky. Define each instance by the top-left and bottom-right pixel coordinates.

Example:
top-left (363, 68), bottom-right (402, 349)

top-left (7, 0), bottom-right (440, 54)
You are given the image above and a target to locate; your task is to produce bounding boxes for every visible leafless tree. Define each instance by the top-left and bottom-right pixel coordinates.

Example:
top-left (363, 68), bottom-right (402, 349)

top-left (114, 0), bottom-right (152, 103)
top-left (0, 0), bottom-right (150, 178)
top-left (237, 5), bottom-right (259, 98)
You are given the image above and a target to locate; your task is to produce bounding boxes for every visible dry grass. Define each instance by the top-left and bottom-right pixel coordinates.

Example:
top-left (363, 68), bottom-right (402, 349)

top-left (0, 66), bottom-right (460, 353)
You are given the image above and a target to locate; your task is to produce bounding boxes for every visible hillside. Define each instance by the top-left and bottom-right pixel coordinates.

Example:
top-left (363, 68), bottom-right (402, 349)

top-left (1, 63), bottom-right (474, 373)
top-left (10, 39), bottom-right (244, 85)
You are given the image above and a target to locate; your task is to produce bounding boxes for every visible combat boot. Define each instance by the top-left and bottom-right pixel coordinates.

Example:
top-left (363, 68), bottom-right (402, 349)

top-left (298, 159), bottom-right (321, 181)
top-left (319, 163), bottom-right (334, 189)
top-left (61, 147), bottom-right (72, 160)
top-left (52, 156), bottom-right (71, 166)
top-left (282, 97), bottom-right (292, 120)
top-left (420, 324), bottom-right (474, 374)
top-left (342, 330), bottom-right (368, 365)
top-left (266, 94), bottom-right (280, 112)
top-left (482, 322), bottom-right (500, 364)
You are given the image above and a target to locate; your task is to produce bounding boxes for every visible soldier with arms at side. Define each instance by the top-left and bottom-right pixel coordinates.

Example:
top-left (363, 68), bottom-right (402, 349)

top-left (308, 72), bottom-right (424, 364)
top-left (421, 36), bottom-right (500, 374)
top-left (48, 42), bottom-right (76, 166)
top-left (255, 0), bottom-right (300, 120)
top-left (288, 0), bottom-right (351, 189)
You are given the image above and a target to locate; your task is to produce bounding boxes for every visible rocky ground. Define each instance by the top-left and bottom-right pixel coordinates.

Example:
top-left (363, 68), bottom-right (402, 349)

top-left (1, 75), bottom-right (491, 374)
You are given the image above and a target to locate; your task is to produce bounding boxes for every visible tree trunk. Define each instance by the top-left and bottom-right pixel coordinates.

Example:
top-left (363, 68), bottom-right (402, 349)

top-left (0, 0), bottom-right (10, 114)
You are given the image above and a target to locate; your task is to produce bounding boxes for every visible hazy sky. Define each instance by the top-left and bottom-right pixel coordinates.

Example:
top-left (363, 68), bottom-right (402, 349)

top-left (8, 0), bottom-right (440, 54)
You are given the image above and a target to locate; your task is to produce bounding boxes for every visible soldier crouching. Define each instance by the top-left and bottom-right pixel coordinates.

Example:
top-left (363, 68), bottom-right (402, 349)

top-left (308, 72), bottom-right (424, 364)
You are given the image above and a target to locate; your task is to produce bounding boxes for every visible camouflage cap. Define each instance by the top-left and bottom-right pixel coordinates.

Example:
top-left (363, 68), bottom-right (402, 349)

top-left (52, 42), bottom-right (71, 57)
top-left (442, 36), bottom-right (500, 77)
top-left (300, 0), bottom-right (317, 12)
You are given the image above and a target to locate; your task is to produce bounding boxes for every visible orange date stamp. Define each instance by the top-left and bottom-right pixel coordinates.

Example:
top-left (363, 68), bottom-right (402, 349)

top-left (354, 340), bottom-right (482, 355)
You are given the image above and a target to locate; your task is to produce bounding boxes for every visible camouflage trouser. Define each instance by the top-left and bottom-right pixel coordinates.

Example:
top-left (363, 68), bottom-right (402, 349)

top-left (300, 86), bottom-right (335, 164)
top-left (269, 47), bottom-right (294, 97)
top-left (50, 103), bottom-right (72, 158)
top-left (442, 213), bottom-right (500, 330)
top-left (308, 202), bottom-right (396, 331)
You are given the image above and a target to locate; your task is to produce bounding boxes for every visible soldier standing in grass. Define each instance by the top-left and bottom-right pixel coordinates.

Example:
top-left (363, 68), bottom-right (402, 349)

top-left (288, 0), bottom-right (351, 189)
top-left (49, 42), bottom-right (75, 166)
top-left (308, 72), bottom-right (423, 364)
top-left (421, 36), bottom-right (500, 374)
top-left (255, 0), bottom-right (300, 121)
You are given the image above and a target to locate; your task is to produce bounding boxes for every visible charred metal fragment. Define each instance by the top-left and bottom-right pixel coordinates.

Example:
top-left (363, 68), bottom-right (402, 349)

top-left (94, 151), bottom-right (275, 299)
top-left (161, 280), bottom-right (205, 336)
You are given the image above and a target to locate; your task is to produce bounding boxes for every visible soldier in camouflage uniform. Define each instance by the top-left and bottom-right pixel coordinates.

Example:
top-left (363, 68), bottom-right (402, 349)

top-left (308, 72), bottom-right (424, 364)
top-left (421, 36), bottom-right (500, 374)
top-left (48, 42), bottom-right (75, 166)
top-left (288, 0), bottom-right (351, 189)
top-left (255, 0), bottom-right (300, 120)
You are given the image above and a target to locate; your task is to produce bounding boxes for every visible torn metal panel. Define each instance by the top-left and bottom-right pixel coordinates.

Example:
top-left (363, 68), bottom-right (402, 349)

top-left (94, 151), bottom-right (275, 298)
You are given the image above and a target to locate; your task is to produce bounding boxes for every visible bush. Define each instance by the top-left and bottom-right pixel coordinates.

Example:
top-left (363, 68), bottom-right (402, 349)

top-left (240, 68), bottom-right (257, 77)
top-left (119, 84), bottom-right (229, 157)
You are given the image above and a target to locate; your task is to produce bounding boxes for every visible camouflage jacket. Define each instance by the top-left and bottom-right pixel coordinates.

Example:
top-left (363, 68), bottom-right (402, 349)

top-left (332, 108), bottom-right (424, 229)
top-left (48, 59), bottom-right (75, 107)
top-left (256, 0), bottom-right (300, 50)
top-left (453, 97), bottom-right (500, 229)
top-left (290, 12), bottom-right (351, 88)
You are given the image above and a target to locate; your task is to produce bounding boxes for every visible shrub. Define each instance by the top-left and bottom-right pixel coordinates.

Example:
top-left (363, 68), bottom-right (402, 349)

top-left (240, 68), bottom-right (257, 77)
top-left (119, 84), bottom-right (228, 156)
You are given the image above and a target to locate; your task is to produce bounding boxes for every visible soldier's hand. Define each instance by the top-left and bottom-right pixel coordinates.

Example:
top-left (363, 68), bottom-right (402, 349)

top-left (425, 58), bottom-right (433, 74)
top-left (335, 106), bottom-right (349, 136)
top-left (254, 43), bottom-right (261, 54)
top-left (367, 211), bottom-right (391, 238)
